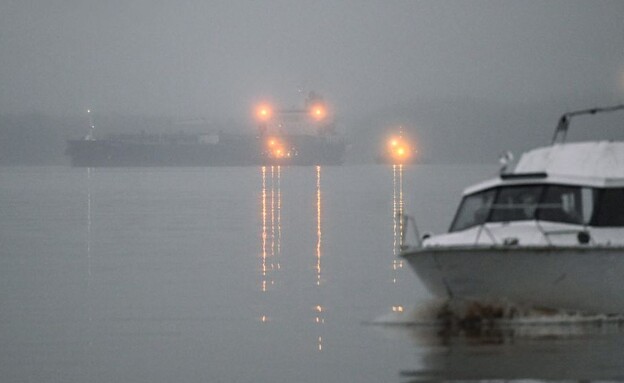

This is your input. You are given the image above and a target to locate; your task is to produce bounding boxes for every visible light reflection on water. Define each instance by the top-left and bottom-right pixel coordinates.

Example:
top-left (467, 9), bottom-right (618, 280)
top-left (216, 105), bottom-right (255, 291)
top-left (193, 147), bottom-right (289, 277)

top-left (258, 165), bottom-right (326, 351)
top-left (87, 167), bottom-right (92, 279)
top-left (392, 164), bottom-right (404, 258)
top-left (316, 165), bottom-right (322, 287)
top-left (260, 165), bottom-right (280, 296)
top-left (392, 164), bottom-right (406, 314)
top-left (315, 165), bottom-right (325, 351)
top-left (8, 164), bottom-right (624, 382)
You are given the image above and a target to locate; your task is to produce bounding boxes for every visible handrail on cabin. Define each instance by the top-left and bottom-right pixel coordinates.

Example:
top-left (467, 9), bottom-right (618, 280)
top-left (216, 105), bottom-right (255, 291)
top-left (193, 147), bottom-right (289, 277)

top-left (399, 213), bottom-right (422, 250)
top-left (551, 104), bottom-right (624, 145)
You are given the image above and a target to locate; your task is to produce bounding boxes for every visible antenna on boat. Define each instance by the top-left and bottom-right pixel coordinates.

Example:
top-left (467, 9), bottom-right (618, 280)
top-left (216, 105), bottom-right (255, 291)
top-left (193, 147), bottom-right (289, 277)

top-left (551, 104), bottom-right (624, 144)
top-left (86, 109), bottom-right (95, 141)
top-left (498, 150), bottom-right (514, 174)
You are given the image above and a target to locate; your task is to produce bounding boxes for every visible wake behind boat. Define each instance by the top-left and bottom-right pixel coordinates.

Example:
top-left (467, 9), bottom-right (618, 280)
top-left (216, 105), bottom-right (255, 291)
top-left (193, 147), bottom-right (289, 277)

top-left (401, 105), bottom-right (624, 315)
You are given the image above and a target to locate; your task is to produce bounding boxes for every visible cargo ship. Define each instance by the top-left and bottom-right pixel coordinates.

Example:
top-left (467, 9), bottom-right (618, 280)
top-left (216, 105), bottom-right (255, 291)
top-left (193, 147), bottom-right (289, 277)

top-left (66, 93), bottom-right (346, 167)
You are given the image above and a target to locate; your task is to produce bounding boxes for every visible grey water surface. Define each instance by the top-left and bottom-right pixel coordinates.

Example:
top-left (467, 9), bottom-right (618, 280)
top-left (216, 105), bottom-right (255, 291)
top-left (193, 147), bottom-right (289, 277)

top-left (2, 165), bottom-right (623, 383)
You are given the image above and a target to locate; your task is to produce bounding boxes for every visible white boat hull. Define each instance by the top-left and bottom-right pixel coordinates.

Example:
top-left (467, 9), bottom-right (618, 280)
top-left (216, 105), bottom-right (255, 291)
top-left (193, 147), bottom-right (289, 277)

top-left (401, 246), bottom-right (624, 314)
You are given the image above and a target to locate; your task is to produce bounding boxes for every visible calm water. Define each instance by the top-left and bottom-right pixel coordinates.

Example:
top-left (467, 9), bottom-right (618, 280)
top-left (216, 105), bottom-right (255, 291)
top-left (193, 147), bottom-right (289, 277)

top-left (2, 164), bottom-right (624, 382)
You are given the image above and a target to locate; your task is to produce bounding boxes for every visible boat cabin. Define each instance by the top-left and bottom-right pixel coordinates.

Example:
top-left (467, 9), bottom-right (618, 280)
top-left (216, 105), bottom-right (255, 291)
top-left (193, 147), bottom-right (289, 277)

top-left (425, 141), bottom-right (624, 247)
top-left (450, 181), bottom-right (624, 232)
top-left (452, 140), bottom-right (624, 231)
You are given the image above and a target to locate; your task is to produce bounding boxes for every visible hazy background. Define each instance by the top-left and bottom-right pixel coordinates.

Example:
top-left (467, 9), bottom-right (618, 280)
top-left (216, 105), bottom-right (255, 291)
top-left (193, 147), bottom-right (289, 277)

top-left (1, 0), bottom-right (623, 164)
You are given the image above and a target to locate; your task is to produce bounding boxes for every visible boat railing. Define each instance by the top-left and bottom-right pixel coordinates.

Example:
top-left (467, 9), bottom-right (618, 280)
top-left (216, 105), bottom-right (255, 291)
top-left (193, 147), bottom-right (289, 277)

top-left (475, 220), bottom-right (595, 247)
top-left (551, 104), bottom-right (624, 144)
top-left (399, 213), bottom-right (423, 250)
top-left (535, 220), bottom-right (595, 246)
top-left (474, 224), bottom-right (500, 245)
top-left (400, 215), bottom-right (597, 250)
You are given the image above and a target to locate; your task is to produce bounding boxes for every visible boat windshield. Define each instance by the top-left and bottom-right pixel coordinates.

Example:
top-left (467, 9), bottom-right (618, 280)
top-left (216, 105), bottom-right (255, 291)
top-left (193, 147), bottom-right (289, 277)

top-left (449, 189), bottom-right (496, 232)
top-left (489, 185), bottom-right (544, 223)
top-left (450, 185), bottom-right (624, 232)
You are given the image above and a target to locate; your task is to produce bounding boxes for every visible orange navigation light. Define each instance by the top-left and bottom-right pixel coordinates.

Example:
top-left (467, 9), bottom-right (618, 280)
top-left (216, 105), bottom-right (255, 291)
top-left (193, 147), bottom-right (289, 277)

top-left (256, 103), bottom-right (273, 122)
top-left (309, 103), bottom-right (327, 121)
top-left (266, 137), bottom-right (287, 158)
top-left (386, 135), bottom-right (413, 163)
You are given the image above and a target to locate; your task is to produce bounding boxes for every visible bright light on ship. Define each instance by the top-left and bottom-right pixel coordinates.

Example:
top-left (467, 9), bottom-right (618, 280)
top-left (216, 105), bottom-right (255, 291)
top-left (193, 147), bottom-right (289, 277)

top-left (386, 135), bottom-right (413, 164)
top-left (256, 104), bottom-right (273, 122)
top-left (309, 104), bottom-right (327, 120)
top-left (265, 137), bottom-right (288, 159)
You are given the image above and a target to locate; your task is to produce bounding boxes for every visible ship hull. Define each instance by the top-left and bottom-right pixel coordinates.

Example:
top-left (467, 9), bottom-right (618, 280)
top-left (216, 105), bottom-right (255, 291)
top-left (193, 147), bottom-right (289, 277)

top-left (66, 135), bottom-right (346, 167)
top-left (401, 246), bottom-right (624, 314)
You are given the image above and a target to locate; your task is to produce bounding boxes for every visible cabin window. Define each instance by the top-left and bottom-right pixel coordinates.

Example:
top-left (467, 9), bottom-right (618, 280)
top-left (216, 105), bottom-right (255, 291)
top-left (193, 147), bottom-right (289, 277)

top-left (591, 188), bottom-right (624, 226)
top-left (450, 185), bottom-right (624, 232)
top-left (536, 185), bottom-right (585, 224)
top-left (581, 188), bottom-right (594, 223)
top-left (489, 185), bottom-right (544, 223)
top-left (450, 189), bottom-right (496, 232)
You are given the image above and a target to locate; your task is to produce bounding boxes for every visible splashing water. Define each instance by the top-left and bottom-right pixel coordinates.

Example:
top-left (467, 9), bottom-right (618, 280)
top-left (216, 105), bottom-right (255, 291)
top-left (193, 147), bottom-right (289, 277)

top-left (371, 298), bottom-right (624, 328)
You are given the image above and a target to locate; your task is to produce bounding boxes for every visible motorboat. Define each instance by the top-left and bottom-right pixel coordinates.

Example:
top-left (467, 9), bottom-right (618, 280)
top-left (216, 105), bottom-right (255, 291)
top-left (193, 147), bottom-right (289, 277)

top-left (400, 105), bottom-right (624, 315)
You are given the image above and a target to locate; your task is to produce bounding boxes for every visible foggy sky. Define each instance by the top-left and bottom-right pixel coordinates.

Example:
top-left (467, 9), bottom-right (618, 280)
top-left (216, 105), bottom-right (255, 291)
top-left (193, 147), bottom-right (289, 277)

top-left (1, 0), bottom-right (623, 123)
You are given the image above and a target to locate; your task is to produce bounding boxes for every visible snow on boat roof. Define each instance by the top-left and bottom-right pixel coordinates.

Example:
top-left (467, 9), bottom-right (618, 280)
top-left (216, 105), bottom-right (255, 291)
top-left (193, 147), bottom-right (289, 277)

top-left (515, 141), bottom-right (624, 178)
top-left (463, 141), bottom-right (624, 195)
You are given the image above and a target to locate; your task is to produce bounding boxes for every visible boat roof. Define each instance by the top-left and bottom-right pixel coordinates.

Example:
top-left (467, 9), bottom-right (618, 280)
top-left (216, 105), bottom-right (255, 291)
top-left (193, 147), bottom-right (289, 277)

top-left (464, 141), bottom-right (624, 194)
